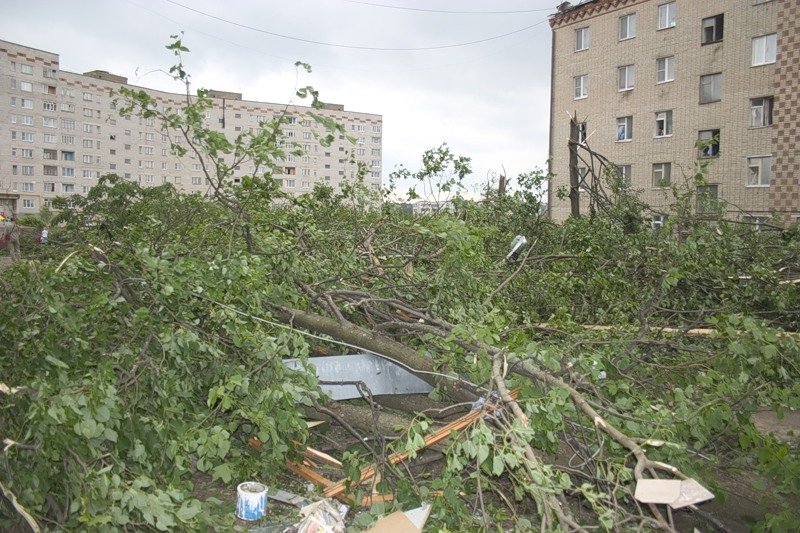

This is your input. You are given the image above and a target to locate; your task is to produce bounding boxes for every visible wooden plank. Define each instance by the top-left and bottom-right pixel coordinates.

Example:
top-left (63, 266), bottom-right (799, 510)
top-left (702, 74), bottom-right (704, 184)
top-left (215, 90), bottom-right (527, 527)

top-left (322, 391), bottom-right (517, 498)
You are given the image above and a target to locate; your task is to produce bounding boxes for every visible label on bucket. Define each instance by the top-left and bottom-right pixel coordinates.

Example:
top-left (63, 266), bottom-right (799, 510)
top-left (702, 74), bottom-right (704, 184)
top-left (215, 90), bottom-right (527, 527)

top-left (236, 482), bottom-right (267, 521)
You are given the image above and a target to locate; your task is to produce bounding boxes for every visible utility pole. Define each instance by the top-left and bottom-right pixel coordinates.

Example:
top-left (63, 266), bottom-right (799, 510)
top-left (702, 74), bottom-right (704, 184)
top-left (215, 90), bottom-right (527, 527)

top-left (568, 113), bottom-right (581, 218)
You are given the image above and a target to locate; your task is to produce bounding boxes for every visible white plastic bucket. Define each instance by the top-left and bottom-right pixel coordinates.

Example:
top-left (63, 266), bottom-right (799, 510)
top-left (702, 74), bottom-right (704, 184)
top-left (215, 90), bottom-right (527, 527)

top-left (236, 481), bottom-right (267, 521)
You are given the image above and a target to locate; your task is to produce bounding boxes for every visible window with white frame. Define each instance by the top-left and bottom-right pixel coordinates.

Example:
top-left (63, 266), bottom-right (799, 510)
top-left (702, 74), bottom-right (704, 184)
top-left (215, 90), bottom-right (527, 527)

top-left (577, 166), bottom-right (589, 192)
top-left (577, 122), bottom-right (587, 144)
top-left (43, 101), bottom-right (56, 111)
top-left (575, 27), bottom-right (589, 51)
top-left (21, 132), bottom-right (34, 142)
top-left (19, 81), bottom-right (32, 92)
top-left (700, 73), bottom-right (722, 103)
top-left (752, 34), bottom-right (777, 66)
top-left (21, 148), bottom-right (33, 158)
top-left (83, 92), bottom-right (93, 101)
top-left (22, 182), bottom-right (34, 192)
top-left (62, 167), bottom-right (75, 177)
top-left (651, 214), bottom-right (668, 229)
top-left (21, 98), bottom-right (33, 109)
top-left (747, 156), bottom-right (771, 186)
top-left (43, 182), bottom-right (56, 192)
top-left (21, 166), bottom-right (34, 176)
top-left (656, 56), bottom-right (675, 83)
top-left (22, 199), bottom-right (35, 209)
top-left (43, 117), bottom-right (57, 128)
top-left (62, 183), bottom-right (75, 193)
top-left (191, 176), bottom-right (202, 185)
top-left (619, 13), bottom-right (636, 40)
top-left (750, 96), bottom-right (774, 127)
top-left (615, 165), bottom-right (632, 188)
top-left (617, 116), bottom-right (633, 141)
top-left (702, 15), bottom-right (724, 44)
top-left (658, 2), bottom-right (676, 29)
top-left (652, 162), bottom-right (672, 187)
top-left (573, 74), bottom-right (588, 99)
top-left (20, 63), bottom-right (33, 74)
top-left (655, 111), bottom-right (673, 137)
top-left (618, 65), bottom-right (635, 91)
top-left (698, 129), bottom-right (720, 157)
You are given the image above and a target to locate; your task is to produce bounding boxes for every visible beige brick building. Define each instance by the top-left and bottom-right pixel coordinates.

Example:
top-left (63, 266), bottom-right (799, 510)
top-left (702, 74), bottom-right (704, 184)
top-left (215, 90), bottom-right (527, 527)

top-left (0, 40), bottom-right (382, 217)
top-left (547, 0), bottom-right (799, 225)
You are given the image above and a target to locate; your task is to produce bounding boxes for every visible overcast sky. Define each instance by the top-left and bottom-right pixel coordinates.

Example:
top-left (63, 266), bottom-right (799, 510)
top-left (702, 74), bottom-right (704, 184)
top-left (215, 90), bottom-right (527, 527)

top-left (1, 0), bottom-right (556, 198)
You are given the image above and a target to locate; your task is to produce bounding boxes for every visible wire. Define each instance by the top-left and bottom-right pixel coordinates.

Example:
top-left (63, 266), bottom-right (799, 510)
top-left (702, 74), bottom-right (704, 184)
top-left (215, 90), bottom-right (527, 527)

top-left (163, 0), bottom-right (543, 51)
top-left (124, 0), bottom-right (546, 75)
top-left (340, 0), bottom-right (555, 14)
top-left (196, 293), bottom-right (486, 391)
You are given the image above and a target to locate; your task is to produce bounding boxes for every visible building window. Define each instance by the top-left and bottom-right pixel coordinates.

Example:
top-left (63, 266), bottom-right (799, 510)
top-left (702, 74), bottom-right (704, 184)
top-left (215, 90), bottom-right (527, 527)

top-left (22, 182), bottom-right (34, 192)
top-left (43, 101), bottom-right (56, 111)
top-left (577, 122), bottom-right (587, 144)
top-left (19, 81), bottom-right (33, 92)
top-left (747, 156), bottom-right (771, 186)
top-left (286, 179), bottom-right (296, 188)
top-left (573, 74), bottom-right (588, 99)
top-left (656, 56), bottom-right (675, 83)
top-left (19, 63), bottom-right (33, 74)
top-left (752, 34), bottom-right (777, 66)
top-left (21, 132), bottom-right (34, 142)
top-left (62, 168), bottom-right (75, 177)
top-left (618, 65), bottom-right (635, 91)
top-left (21, 99), bottom-right (33, 109)
top-left (616, 116), bottom-right (633, 141)
top-left (651, 214), bottom-right (668, 230)
top-left (62, 183), bottom-right (75, 193)
top-left (191, 176), bottom-right (202, 185)
top-left (701, 15), bottom-right (724, 44)
top-left (575, 27), bottom-right (590, 51)
top-left (577, 167), bottom-right (589, 192)
top-left (43, 182), bottom-right (56, 193)
top-left (22, 199), bottom-right (36, 209)
top-left (61, 151), bottom-right (75, 161)
top-left (698, 129), bottom-right (720, 157)
top-left (750, 96), bottom-right (774, 127)
top-left (615, 165), bottom-right (632, 188)
top-left (619, 13), bottom-right (636, 40)
top-left (743, 215), bottom-right (769, 230)
top-left (699, 73), bottom-right (722, 103)
top-left (655, 111), bottom-right (673, 137)
top-left (652, 163), bottom-right (672, 187)
top-left (696, 184), bottom-right (719, 213)
top-left (658, 2), bottom-right (676, 29)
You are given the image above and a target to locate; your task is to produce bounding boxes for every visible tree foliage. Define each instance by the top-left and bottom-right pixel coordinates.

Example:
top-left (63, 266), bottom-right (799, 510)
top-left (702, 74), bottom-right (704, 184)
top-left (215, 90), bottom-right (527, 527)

top-left (2, 38), bottom-right (799, 532)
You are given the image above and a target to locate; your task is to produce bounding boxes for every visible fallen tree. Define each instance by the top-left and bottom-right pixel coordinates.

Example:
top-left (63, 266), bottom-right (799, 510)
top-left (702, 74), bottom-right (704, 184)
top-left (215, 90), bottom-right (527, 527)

top-left (2, 38), bottom-right (799, 531)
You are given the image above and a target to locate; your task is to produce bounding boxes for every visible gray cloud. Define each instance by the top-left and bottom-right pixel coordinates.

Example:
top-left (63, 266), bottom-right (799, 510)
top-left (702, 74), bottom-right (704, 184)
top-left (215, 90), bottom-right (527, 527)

top-left (0, 0), bottom-right (555, 196)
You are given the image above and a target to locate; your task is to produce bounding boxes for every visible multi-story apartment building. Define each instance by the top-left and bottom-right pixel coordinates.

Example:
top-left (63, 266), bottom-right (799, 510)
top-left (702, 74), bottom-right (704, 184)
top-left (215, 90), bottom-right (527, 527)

top-left (547, 0), bottom-right (799, 225)
top-left (0, 39), bottom-right (382, 217)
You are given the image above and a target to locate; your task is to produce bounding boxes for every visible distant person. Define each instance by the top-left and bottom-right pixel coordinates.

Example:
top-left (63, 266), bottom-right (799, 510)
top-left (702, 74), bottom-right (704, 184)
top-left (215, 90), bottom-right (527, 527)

top-left (2, 217), bottom-right (21, 261)
top-left (40, 227), bottom-right (48, 244)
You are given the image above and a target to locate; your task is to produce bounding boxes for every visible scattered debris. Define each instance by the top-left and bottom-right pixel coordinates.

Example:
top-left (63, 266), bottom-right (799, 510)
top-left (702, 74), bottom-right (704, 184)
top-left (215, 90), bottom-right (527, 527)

top-left (634, 478), bottom-right (713, 509)
top-left (294, 499), bottom-right (348, 533)
top-left (364, 503), bottom-right (432, 533)
top-left (284, 354), bottom-right (433, 400)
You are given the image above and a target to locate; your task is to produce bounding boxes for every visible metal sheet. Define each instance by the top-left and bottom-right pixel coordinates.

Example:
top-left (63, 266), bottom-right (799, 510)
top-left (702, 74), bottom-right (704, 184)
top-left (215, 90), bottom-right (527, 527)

top-left (284, 354), bottom-right (433, 400)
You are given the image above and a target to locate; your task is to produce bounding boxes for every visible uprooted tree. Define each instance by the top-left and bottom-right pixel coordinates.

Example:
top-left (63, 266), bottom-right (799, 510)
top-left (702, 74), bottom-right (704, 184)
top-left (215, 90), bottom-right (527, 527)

top-left (2, 38), bottom-right (799, 532)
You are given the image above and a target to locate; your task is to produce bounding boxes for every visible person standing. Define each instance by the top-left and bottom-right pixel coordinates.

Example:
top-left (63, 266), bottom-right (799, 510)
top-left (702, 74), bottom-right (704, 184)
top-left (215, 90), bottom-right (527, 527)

top-left (2, 217), bottom-right (21, 261)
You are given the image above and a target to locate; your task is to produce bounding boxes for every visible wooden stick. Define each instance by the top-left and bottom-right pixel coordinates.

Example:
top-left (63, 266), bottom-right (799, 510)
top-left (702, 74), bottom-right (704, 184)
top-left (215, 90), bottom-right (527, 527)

top-left (322, 392), bottom-right (516, 498)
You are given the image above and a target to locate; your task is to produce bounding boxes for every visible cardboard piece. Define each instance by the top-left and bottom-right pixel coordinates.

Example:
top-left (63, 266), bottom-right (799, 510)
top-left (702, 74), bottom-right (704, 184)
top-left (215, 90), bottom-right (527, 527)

top-left (364, 503), bottom-right (432, 533)
top-left (634, 478), bottom-right (714, 509)
top-left (670, 478), bottom-right (715, 509)
top-left (634, 479), bottom-right (681, 504)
